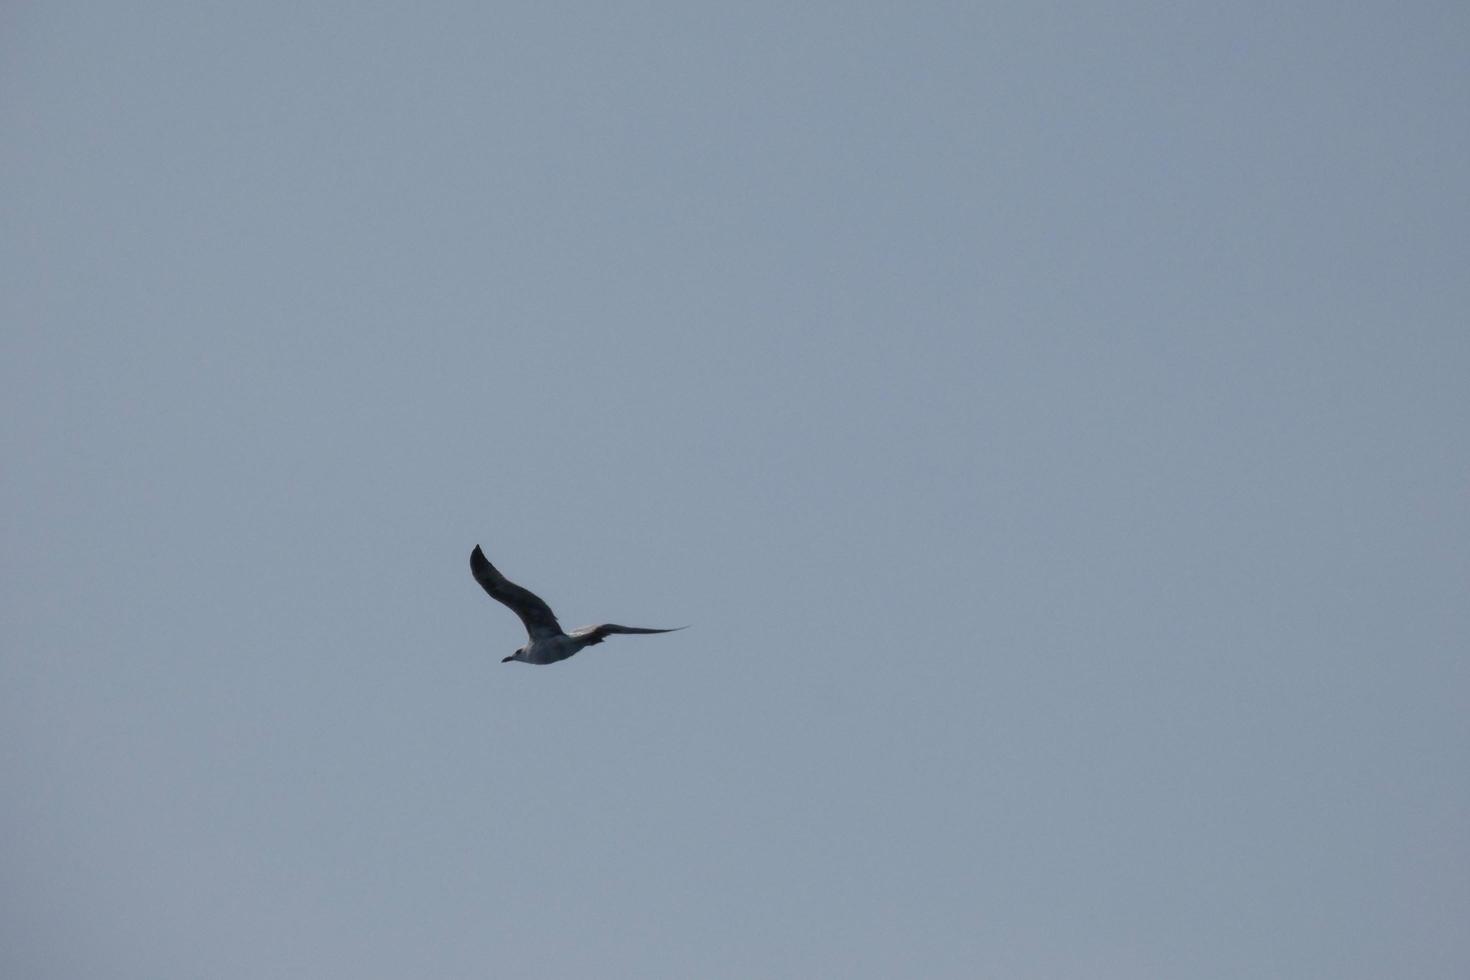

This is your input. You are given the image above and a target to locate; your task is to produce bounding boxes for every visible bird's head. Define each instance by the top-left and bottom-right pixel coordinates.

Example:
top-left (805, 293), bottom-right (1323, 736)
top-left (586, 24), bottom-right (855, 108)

top-left (502, 647), bottom-right (524, 664)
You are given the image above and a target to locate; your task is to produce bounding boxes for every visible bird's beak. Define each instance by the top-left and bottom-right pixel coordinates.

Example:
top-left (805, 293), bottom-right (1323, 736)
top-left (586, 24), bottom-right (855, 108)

top-left (501, 655), bottom-right (516, 663)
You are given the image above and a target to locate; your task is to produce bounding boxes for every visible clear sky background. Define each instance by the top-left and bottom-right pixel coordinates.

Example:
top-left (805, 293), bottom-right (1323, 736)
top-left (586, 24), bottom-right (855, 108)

top-left (3, 3), bottom-right (1467, 978)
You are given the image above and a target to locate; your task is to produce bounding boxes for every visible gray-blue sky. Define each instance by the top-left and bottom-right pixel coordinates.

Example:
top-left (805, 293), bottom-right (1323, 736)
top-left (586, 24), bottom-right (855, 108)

top-left (3, 3), bottom-right (1467, 977)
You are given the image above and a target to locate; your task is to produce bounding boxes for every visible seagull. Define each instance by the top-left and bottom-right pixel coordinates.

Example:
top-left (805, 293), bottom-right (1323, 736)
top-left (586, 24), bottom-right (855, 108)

top-left (470, 545), bottom-right (683, 665)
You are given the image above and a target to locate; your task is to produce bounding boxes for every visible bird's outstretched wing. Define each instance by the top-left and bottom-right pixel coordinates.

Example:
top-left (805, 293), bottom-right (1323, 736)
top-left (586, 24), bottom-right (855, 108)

top-left (568, 623), bottom-right (686, 644)
top-left (470, 546), bottom-right (564, 641)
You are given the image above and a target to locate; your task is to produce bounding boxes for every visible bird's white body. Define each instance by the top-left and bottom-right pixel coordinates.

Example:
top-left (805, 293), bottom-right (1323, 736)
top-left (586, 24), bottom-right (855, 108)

top-left (514, 634), bottom-right (584, 665)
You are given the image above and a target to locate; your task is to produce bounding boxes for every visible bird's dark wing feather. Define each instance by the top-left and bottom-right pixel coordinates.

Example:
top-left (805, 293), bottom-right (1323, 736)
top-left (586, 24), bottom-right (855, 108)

top-left (470, 546), bottom-right (563, 640)
top-left (568, 623), bottom-right (686, 643)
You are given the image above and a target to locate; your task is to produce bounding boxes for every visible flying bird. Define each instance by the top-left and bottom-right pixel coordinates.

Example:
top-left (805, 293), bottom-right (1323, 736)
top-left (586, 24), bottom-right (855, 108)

top-left (470, 545), bottom-right (683, 665)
